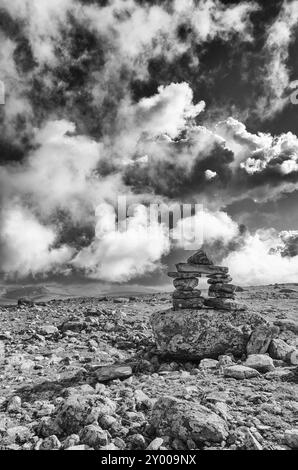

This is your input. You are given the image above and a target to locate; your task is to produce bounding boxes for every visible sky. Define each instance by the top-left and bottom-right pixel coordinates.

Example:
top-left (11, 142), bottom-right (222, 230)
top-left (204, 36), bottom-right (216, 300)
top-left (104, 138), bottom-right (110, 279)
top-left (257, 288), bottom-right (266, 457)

top-left (1, 0), bottom-right (298, 288)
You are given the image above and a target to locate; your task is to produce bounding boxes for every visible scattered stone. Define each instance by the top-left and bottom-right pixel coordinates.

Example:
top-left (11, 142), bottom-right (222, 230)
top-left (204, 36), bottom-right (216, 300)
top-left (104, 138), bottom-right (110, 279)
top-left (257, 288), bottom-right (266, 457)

top-left (39, 435), bottom-right (61, 450)
top-left (79, 424), bottom-right (109, 449)
top-left (5, 426), bottom-right (31, 444)
top-left (247, 325), bottom-right (278, 354)
top-left (18, 298), bottom-right (34, 307)
top-left (199, 358), bottom-right (219, 369)
top-left (151, 396), bottom-right (228, 444)
top-left (37, 325), bottom-right (59, 337)
top-left (244, 354), bottom-right (275, 373)
top-left (93, 364), bottom-right (132, 382)
top-left (6, 396), bottom-right (22, 413)
top-left (284, 429), bottom-right (298, 449)
top-left (146, 437), bottom-right (164, 450)
top-left (224, 365), bottom-right (260, 379)
top-left (269, 338), bottom-right (298, 365)
top-left (273, 319), bottom-right (298, 334)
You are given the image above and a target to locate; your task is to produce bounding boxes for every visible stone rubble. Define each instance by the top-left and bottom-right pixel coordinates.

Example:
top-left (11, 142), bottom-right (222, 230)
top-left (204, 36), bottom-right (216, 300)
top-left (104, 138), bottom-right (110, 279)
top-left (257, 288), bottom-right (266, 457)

top-left (0, 282), bottom-right (297, 451)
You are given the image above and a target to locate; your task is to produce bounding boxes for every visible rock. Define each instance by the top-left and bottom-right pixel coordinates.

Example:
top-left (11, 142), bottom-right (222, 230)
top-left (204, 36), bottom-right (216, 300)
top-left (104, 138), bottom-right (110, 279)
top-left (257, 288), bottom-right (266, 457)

top-left (127, 434), bottom-right (146, 450)
top-left (79, 425), bottom-right (109, 449)
top-left (6, 396), bottom-right (22, 413)
top-left (244, 354), bottom-right (275, 373)
top-left (168, 272), bottom-right (201, 279)
top-left (37, 325), bottom-right (59, 337)
top-left (39, 435), bottom-right (61, 450)
top-left (134, 390), bottom-right (153, 410)
top-left (151, 396), bottom-right (228, 444)
top-left (199, 358), bottom-right (219, 369)
top-left (247, 325), bottom-right (278, 354)
top-left (62, 434), bottom-right (80, 449)
top-left (0, 340), bottom-right (5, 363)
top-left (6, 426), bottom-right (31, 444)
top-left (55, 395), bottom-right (96, 434)
top-left (59, 320), bottom-right (87, 333)
top-left (273, 319), bottom-right (298, 334)
top-left (269, 338), bottom-right (298, 365)
top-left (284, 429), bottom-right (298, 449)
top-left (207, 276), bottom-right (233, 284)
top-left (151, 308), bottom-right (267, 359)
top-left (173, 278), bottom-right (198, 291)
top-left (65, 445), bottom-right (90, 450)
top-left (244, 429), bottom-right (263, 450)
top-left (187, 250), bottom-right (213, 265)
top-left (176, 263), bottom-right (228, 275)
top-left (18, 298), bottom-right (34, 307)
top-left (265, 368), bottom-right (294, 380)
top-left (209, 284), bottom-right (237, 293)
top-left (204, 298), bottom-right (247, 311)
top-left (172, 289), bottom-right (202, 299)
top-left (146, 437), bottom-right (164, 450)
top-left (113, 297), bottom-right (129, 304)
top-left (173, 297), bottom-right (205, 310)
top-left (93, 364), bottom-right (132, 382)
top-left (224, 365), bottom-right (260, 379)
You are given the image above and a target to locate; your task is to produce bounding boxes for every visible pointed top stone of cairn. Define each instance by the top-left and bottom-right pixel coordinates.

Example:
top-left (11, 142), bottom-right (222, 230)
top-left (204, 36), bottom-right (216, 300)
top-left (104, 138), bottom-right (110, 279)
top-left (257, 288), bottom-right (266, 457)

top-left (187, 249), bottom-right (213, 266)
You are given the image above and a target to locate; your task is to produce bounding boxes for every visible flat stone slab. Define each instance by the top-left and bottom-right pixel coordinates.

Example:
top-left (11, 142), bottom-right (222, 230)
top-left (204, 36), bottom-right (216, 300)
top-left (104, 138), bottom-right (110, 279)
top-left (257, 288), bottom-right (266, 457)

top-left (151, 308), bottom-right (271, 360)
top-left (168, 272), bottom-right (201, 278)
top-left (176, 263), bottom-right (228, 275)
top-left (173, 290), bottom-right (202, 299)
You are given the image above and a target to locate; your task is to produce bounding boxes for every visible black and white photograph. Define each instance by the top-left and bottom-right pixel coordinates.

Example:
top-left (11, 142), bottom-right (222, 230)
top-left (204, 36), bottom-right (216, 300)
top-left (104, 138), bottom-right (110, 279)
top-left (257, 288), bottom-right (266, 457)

top-left (0, 0), bottom-right (297, 456)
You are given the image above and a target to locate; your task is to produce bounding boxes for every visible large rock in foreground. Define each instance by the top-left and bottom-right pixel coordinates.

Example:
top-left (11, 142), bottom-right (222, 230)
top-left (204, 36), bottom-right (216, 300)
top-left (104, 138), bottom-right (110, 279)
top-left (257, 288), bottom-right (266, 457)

top-left (151, 396), bottom-right (227, 445)
top-left (151, 308), bottom-right (271, 359)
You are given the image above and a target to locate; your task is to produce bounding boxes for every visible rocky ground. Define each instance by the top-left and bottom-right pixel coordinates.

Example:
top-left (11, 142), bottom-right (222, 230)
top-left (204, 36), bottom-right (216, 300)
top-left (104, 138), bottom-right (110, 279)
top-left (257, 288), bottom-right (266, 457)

top-left (0, 285), bottom-right (298, 451)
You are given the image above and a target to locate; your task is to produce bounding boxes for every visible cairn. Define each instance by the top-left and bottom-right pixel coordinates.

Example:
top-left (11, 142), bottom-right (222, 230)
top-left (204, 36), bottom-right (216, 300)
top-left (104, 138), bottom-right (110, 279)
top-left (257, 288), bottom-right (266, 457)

top-left (169, 249), bottom-right (243, 311)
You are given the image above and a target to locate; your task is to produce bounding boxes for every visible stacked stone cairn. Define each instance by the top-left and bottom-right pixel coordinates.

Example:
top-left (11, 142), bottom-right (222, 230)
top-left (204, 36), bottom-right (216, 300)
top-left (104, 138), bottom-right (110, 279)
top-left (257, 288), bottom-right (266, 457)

top-left (169, 249), bottom-right (243, 311)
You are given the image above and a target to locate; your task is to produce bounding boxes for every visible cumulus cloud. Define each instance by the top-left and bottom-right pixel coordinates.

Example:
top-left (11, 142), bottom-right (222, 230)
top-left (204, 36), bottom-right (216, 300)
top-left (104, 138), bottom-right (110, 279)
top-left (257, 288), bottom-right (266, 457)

top-left (257, 0), bottom-right (298, 118)
top-left (0, 205), bottom-right (73, 278)
top-left (72, 203), bottom-right (171, 282)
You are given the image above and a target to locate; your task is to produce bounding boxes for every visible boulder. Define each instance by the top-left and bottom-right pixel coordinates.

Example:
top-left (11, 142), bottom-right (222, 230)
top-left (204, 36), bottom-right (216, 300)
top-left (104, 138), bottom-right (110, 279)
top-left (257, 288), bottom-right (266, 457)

top-left (151, 308), bottom-right (269, 359)
top-left (150, 396), bottom-right (228, 444)
top-left (247, 324), bottom-right (278, 354)
top-left (173, 298), bottom-right (205, 310)
top-left (244, 354), bottom-right (275, 373)
top-left (269, 338), bottom-right (298, 365)
top-left (224, 365), bottom-right (260, 379)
